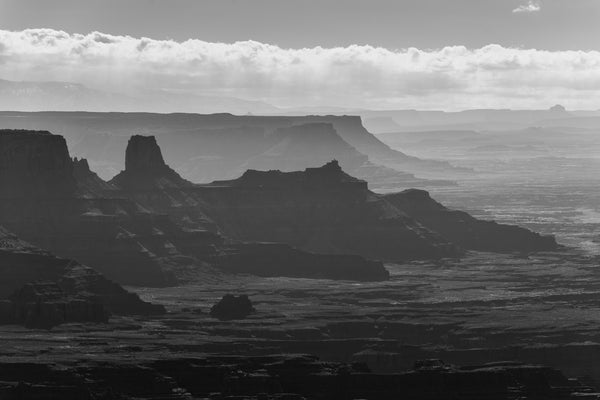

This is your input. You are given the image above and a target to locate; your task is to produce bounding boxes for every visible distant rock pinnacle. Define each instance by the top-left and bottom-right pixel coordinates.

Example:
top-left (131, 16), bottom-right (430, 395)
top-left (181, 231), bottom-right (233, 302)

top-left (111, 134), bottom-right (192, 189)
top-left (125, 135), bottom-right (167, 171)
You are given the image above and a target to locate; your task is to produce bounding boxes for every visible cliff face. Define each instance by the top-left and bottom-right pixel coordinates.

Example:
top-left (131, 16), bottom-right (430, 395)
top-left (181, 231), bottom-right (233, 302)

top-left (110, 135), bottom-right (216, 232)
top-left (242, 122), bottom-right (369, 173)
top-left (0, 130), bottom-right (386, 284)
top-left (109, 138), bottom-right (389, 281)
top-left (384, 189), bottom-right (557, 252)
top-left (0, 129), bottom-right (76, 197)
top-left (201, 161), bottom-right (460, 261)
top-left (108, 135), bottom-right (556, 261)
top-left (0, 130), bottom-right (558, 288)
top-left (0, 131), bottom-right (208, 287)
top-left (200, 161), bottom-right (556, 258)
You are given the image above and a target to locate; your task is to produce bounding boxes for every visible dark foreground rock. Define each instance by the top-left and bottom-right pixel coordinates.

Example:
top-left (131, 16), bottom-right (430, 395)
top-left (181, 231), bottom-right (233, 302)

top-left (0, 130), bottom-right (211, 287)
top-left (0, 356), bottom-right (594, 400)
top-left (217, 243), bottom-right (390, 281)
top-left (0, 227), bottom-right (165, 328)
top-left (210, 294), bottom-right (255, 320)
top-left (0, 282), bottom-right (108, 329)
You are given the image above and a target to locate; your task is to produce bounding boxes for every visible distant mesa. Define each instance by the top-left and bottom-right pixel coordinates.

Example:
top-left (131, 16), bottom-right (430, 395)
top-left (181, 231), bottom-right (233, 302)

top-left (549, 104), bottom-right (567, 113)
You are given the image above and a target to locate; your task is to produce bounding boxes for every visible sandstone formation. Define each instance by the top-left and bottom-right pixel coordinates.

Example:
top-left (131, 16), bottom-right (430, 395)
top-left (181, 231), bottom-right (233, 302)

top-left (0, 226), bottom-right (164, 328)
top-left (199, 160), bottom-right (556, 258)
top-left (0, 130), bottom-right (389, 284)
top-left (217, 242), bottom-right (389, 281)
top-left (111, 135), bottom-right (193, 190)
top-left (0, 129), bottom-right (76, 197)
top-left (384, 189), bottom-right (558, 252)
top-left (0, 129), bottom-right (557, 288)
top-left (109, 136), bottom-right (389, 281)
top-left (0, 130), bottom-right (206, 287)
top-left (109, 134), bottom-right (555, 263)
top-left (200, 158), bottom-right (442, 263)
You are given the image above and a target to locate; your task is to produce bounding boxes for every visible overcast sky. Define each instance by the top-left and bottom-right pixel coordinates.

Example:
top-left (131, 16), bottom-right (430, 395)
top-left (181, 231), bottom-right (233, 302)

top-left (1, 0), bottom-right (600, 110)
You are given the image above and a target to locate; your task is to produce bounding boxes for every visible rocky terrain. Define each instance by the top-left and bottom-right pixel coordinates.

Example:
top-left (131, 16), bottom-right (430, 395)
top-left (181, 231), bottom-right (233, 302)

top-left (0, 126), bottom-right (595, 398)
top-left (1, 250), bottom-right (600, 398)
top-left (0, 226), bottom-right (164, 329)
top-left (0, 129), bottom-right (556, 287)
top-left (384, 189), bottom-right (557, 252)
top-left (109, 134), bottom-right (555, 262)
top-left (200, 162), bottom-right (556, 259)
top-left (0, 130), bottom-right (388, 284)
top-left (0, 129), bottom-right (219, 286)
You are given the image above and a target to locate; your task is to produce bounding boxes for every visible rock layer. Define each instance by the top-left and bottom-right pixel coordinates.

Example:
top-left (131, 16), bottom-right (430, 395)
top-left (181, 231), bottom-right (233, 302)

top-left (0, 226), bottom-right (164, 328)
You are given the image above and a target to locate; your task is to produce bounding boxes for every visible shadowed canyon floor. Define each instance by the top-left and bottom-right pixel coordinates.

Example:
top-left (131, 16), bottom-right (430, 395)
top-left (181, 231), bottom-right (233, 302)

top-left (2, 249), bottom-right (600, 398)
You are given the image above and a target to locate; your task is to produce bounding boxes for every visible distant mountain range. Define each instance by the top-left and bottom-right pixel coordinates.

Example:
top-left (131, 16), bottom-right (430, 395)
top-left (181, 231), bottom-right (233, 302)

top-left (2, 79), bottom-right (599, 127)
top-left (0, 79), bottom-right (280, 114)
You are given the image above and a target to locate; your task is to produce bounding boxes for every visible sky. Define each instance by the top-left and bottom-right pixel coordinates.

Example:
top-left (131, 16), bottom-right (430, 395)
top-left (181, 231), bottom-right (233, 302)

top-left (0, 0), bottom-right (599, 110)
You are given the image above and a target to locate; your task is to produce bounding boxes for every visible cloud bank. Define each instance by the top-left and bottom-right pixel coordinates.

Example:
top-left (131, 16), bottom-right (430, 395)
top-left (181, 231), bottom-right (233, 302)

top-left (1, 28), bottom-right (599, 110)
top-left (513, 1), bottom-right (542, 13)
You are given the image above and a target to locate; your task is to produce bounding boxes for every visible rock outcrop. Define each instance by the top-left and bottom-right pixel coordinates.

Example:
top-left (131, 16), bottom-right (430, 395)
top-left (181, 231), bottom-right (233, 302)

top-left (0, 129), bottom-right (558, 288)
top-left (210, 294), bottom-right (255, 320)
top-left (200, 161), bottom-right (556, 258)
top-left (201, 160), bottom-right (461, 261)
top-left (111, 135), bottom-right (193, 190)
top-left (0, 226), bottom-right (165, 328)
top-left (109, 135), bottom-right (215, 231)
top-left (0, 131), bottom-right (205, 287)
top-left (217, 242), bottom-right (389, 281)
top-left (108, 135), bottom-right (556, 262)
top-left (384, 189), bottom-right (557, 252)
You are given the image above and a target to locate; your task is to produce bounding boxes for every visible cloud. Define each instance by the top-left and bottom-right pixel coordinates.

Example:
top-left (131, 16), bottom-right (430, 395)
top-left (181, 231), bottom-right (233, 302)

top-left (513, 1), bottom-right (541, 13)
top-left (0, 28), bottom-right (599, 110)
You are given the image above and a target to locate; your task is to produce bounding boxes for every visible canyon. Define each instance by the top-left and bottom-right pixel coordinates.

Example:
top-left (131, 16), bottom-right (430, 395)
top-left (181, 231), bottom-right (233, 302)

top-left (0, 120), bottom-right (595, 399)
